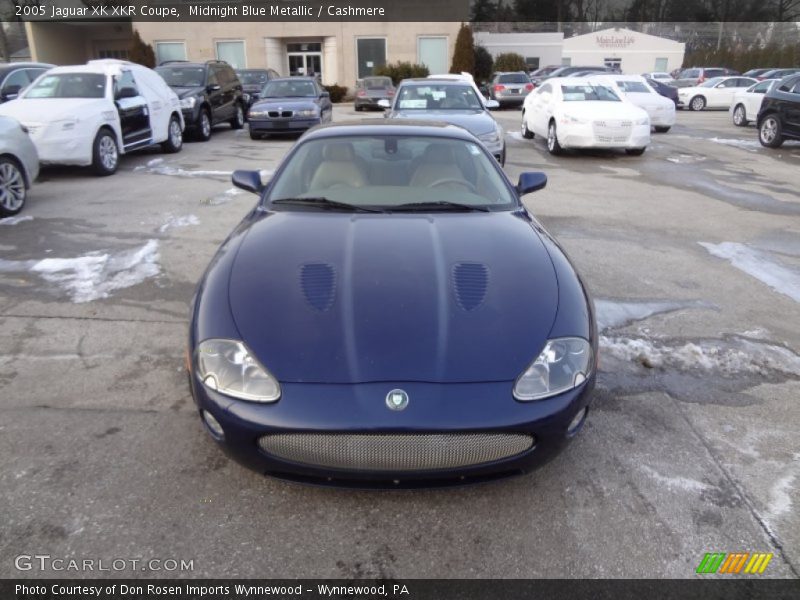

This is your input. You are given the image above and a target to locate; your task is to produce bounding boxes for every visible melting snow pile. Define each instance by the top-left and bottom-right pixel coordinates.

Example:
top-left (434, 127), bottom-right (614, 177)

top-left (204, 187), bottom-right (245, 206)
top-left (0, 215), bottom-right (33, 226)
top-left (160, 214), bottom-right (200, 232)
top-left (30, 240), bottom-right (160, 303)
top-left (134, 160), bottom-right (232, 179)
top-left (708, 137), bottom-right (761, 152)
top-left (595, 299), bottom-right (712, 331)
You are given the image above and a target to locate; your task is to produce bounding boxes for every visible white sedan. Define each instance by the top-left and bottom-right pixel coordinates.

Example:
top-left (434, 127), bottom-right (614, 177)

top-left (0, 116), bottom-right (39, 217)
top-left (521, 77), bottom-right (651, 156)
top-left (589, 74), bottom-right (675, 132)
top-left (677, 76), bottom-right (757, 111)
top-left (0, 59), bottom-right (184, 176)
top-left (730, 79), bottom-right (778, 127)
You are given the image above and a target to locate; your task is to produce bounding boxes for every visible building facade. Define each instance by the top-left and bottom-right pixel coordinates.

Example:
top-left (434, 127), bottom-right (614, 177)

top-left (474, 32), bottom-right (564, 71)
top-left (563, 28), bottom-right (685, 74)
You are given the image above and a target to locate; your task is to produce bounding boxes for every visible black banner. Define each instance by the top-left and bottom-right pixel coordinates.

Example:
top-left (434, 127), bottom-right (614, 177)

top-left (2, 579), bottom-right (800, 600)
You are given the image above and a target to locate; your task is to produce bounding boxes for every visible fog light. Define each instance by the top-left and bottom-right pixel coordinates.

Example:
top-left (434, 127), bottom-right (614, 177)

top-left (567, 407), bottom-right (588, 436)
top-left (202, 410), bottom-right (224, 440)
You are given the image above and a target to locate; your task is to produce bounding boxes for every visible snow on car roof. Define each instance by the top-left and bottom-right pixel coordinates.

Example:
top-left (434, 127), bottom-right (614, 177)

top-left (48, 60), bottom-right (143, 77)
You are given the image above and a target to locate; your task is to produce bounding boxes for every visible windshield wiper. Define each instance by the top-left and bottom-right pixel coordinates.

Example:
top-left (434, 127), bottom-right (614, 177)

top-left (271, 197), bottom-right (384, 213)
top-left (390, 201), bottom-right (490, 212)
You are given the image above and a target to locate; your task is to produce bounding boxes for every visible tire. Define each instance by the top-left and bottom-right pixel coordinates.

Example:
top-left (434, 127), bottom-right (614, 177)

top-left (625, 148), bottom-right (646, 156)
top-left (161, 115), bottom-right (183, 153)
top-left (354, 104), bottom-right (363, 112)
top-left (521, 113), bottom-right (534, 139)
top-left (91, 129), bottom-right (119, 176)
top-left (196, 109), bottom-right (212, 141)
top-left (689, 95), bottom-right (706, 111)
top-left (230, 103), bottom-right (245, 129)
top-left (758, 114), bottom-right (784, 148)
top-left (0, 157), bottom-right (26, 217)
top-left (547, 121), bottom-right (563, 155)
top-left (732, 104), bottom-right (748, 127)
top-left (499, 144), bottom-right (506, 167)
top-left (249, 130), bottom-right (261, 140)
top-left (654, 126), bottom-right (671, 133)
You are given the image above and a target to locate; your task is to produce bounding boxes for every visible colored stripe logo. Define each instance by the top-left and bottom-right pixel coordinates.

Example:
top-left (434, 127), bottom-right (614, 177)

top-left (696, 552), bottom-right (773, 574)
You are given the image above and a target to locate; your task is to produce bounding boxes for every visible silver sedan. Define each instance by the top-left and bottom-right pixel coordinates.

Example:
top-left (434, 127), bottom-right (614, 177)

top-left (0, 115), bottom-right (39, 217)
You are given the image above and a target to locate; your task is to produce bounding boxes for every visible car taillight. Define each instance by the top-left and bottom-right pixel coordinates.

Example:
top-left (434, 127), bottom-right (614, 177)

top-left (494, 84), bottom-right (505, 92)
top-left (357, 90), bottom-right (366, 97)
top-left (387, 89), bottom-right (395, 96)
top-left (525, 83), bottom-right (533, 91)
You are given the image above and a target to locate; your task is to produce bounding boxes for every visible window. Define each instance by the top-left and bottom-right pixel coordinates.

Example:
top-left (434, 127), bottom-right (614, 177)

top-left (498, 73), bottom-right (529, 84)
top-left (114, 70), bottom-right (139, 96)
top-left (561, 57), bottom-right (572, 67)
top-left (752, 81), bottom-right (771, 93)
top-left (216, 41), bottom-right (246, 69)
top-left (155, 42), bottom-right (187, 65)
top-left (654, 57), bottom-right (668, 72)
top-left (418, 37), bottom-right (448, 75)
top-left (98, 49), bottom-right (129, 60)
top-left (356, 38), bottom-right (387, 79)
top-left (616, 80), bottom-right (651, 93)
top-left (525, 57), bottom-right (540, 70)
top-left (287, 42), bottom-right (321, 53)
top-left (603, 58), bottom-right (621, 70)
top-left (2, 69), bottom-right (30, 94)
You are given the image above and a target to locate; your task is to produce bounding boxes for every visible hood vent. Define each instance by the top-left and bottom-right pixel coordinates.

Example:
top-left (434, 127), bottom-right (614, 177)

top-left (452, 262), bottom-right (489, 311)
top-left (300, 263), bottom-right (336, 311)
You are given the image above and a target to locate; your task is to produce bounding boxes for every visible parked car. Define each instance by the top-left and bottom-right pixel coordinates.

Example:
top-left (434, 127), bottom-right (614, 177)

top-left (354, 76), bottom-right (395, 111)
top-left (247, 77), bottom-right (332, 139)
top-left (156, 60), bottom-right (245, 141)
top-left (528, 65), bottom-right (561, 86)
top-left (641, 72), bottom-right (674, 83)
top-left (644, 77), bottom-right (679, 106)
top-left (759, 68), bottom-right (800, 81)
top-left (543, 66), bottom-right (615, 81)
top-left (236, 68), bottom-right (279, 109)
top-left (426, 73), bottom-right (493, 110)
top-left (521, 77), bottom-right (651, 156)
top-left (757, 73), bottom-right (800, 148)
top-left (0, 116), bottom-right (38, 216)
top-left (589, 74), bottom-right (675, 133)
top-left (385, 78), bottom-right (505, 164)
top-left (0, 62), bottom-right (54, 103)
top-left (673, 67), bottom-right (739, 88)
top-left (488, 72), bottom-right (534, 108)
top-left (742, 68), bottom-right (778, 79)
top-left (0, 59), bottom-right (184, 176)
top-left (730, 79), bottom-right (778, 126)
top-left (188, 121), bottom-right (596, 485)
top-left (677, 76), bottom-right (757, 111)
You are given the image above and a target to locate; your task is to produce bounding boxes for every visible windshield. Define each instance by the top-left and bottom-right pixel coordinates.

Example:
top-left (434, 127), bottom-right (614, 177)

top-left (498, 73), bottom-right (529, 84)
top-left (24, 73), bottom-right (106, 99)
top-left (699, 77), bottom-right (724, 88)
top-left (266, 135), bottom-right (515, 211)
top-left (262, 80), bottom-right (316, 98)
top-left (616, 80), bottom-right (652, 93)
top-left (156, 66), bottom-right (205, 87)
top-left (561, 85), bottom-right (620, 102)
top-left (363, 77), bottom-right (392, 89)
top-left (237, 70), bottom-right (269, 85)
top-left (395, 84), bottom-right (483, 110)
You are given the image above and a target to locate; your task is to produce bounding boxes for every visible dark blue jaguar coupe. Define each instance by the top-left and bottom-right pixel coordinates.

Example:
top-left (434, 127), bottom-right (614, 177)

top-left (188, 121), bottom-right (597, 486)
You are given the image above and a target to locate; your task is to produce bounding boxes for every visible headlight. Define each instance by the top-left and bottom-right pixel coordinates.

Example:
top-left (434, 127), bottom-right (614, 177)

top-left (180, 97), bottom-right (197, 109)
top-left (478, 130), bottom-right (501, 143)
top-left (561, 114), bottom-right (588, 124)
top-left (298, 108), bottom-right (318, 117)
top-left (513, 337), bottom-right (593, 401)
top-left (248, 110), bottom-right (267, 118)
top-left (196, 339), bottom-right (280, 403)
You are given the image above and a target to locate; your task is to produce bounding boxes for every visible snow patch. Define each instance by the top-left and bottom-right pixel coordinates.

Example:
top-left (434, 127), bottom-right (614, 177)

top-left (666, 154), bottom-right (706, 164)
top-left (507, 131), bottom-right (525, 142)
top-left (767, 473), bottom-right (795, 519)
top-left (203, 187), bottom-right (245, 206)
top-left (708, 137), bottom-right (760, 152)
top-left (641, 465), bottom-right (708, 492)
top-left (700, 241), bottom-right (800, 303)
top-left (135, 162), bottom-right (232, 179)
top-left (29, 240), bottom-right (160, 303)
top-left (0, 215), bottom-right (33, 225)
top-left (595, 299), bottom-right (712, 331)
top-left (159, 214), bottom-right (200, 232)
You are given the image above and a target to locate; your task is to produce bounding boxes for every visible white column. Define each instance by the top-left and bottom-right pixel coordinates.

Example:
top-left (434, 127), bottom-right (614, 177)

top-left (264, 37), bottom-right (284, 74)
top-left (322, 36), bottom-right (338, 85)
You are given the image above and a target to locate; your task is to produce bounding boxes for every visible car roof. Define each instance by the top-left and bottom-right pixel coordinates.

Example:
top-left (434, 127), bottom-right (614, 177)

top-left (403, 78), bottom-right (471, 85)
top-left (47, 60), bottom-right (144, 76)
top-left (0, 62), bottom-right (54, 72)
top-left (546, 77), bottom-right (598, 86)
top-left (269, 76), bottom-right (316, 83)
top-left (302, 120), bottom-right (477, 141)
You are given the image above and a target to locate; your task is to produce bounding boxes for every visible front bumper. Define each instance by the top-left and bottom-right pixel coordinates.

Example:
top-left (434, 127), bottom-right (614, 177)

top-left (559, 123), bottom-right (651, 150)
top-left (249, 118), bottom-right (321, 132)
top-left (189, 373), bottom-right (595, 487)
top-left (355, 96), bottom-right (389, 109)
top-left (27, 128), bottom-right (93, 166)
top-left (645, 108), bottom-right (676, 127)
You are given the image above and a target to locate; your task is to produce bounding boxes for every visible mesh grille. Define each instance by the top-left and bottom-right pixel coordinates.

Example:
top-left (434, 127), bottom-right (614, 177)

top-left (258, 432), bottom-right (534, 472)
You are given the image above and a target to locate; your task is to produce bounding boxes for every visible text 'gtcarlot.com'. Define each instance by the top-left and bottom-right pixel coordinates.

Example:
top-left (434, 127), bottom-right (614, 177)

top-left (14, 554), bottom-right (194, 572)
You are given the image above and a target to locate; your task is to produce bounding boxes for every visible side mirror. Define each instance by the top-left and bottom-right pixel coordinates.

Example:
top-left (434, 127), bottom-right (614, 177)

top-left (232, 170), bottom-right (264, 195)
top-left (516, 172), bottom-right (547, 195)
top-left (115, 87), bottom-right (138, 100)
top-left (320, 90), bottom-right (330, 98)
top-left (377, 99), bottom-right (391, 109)
top-left (207, 84), bottom-right (221, 93)
top-left (485, 99), bottom-right (500, 110)
top-left (2, 84), bottom-right (21, 100)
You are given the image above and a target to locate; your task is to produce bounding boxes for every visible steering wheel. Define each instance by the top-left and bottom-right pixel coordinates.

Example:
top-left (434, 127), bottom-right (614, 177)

top-left (428, 178), bottom-right (477, 193)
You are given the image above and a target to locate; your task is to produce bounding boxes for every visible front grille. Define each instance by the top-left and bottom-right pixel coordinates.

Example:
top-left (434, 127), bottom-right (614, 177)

top-left (268, 110), bottom-right (293, 118)
top-left (593, 119), bottom-right (632, 143)
top-left (258, 432), bottom-right (535, 472)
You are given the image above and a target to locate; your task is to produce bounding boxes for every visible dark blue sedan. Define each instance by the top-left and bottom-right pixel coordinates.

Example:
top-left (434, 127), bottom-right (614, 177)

top-left (247, 77), bottom-right (332, 139)
top-left (188, 121), bottom-right (597, 487)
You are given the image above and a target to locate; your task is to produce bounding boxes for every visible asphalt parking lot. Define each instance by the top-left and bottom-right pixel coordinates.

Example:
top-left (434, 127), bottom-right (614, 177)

top-left (1, 104), bottom-right (799, 579)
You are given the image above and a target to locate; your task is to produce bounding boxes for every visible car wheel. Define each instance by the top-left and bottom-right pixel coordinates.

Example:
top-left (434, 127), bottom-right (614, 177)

top-left (91, 129), bottom-right (119, 176)
top-left (161, 115), bottom-right (183, 153)
top-left (521, 113), bottom-right (534, 139)
top-left (625, 148), bottom-right (646, 156)
top-left (758, 115), bottom-right (784, 148)
top-left (0, 157), bottom-right (26, 217)
top-left (197, 109), bottom-right (212, 141)
top-left (547, 121), bottom-right (563, 155)
top-left (230, 103), bottom-right (245, 129)
top-left (354, 104), bottom-right (363, 112)
top-left (732, 104), bottom-right (748, 127)
top-left (249, 130), bottom-right (261, 140)
top-left (689, 96), bottom-right (706, 111)
top-left (654, 126), bottom-right (671, 133)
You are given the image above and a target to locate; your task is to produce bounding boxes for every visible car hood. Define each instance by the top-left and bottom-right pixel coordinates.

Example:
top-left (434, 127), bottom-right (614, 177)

top-left (251, 97), bottom-right (317, 111)
top-left (228, 211), bottom-right (559, 384)
top-left (0, 97), bottom-right (108, 123)
top-left (170, 85), bottom-right (205, 99)
top-left (624, 93), bottom-right (673, 109)
top-left (392, 110), bottom-right (496, 136)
